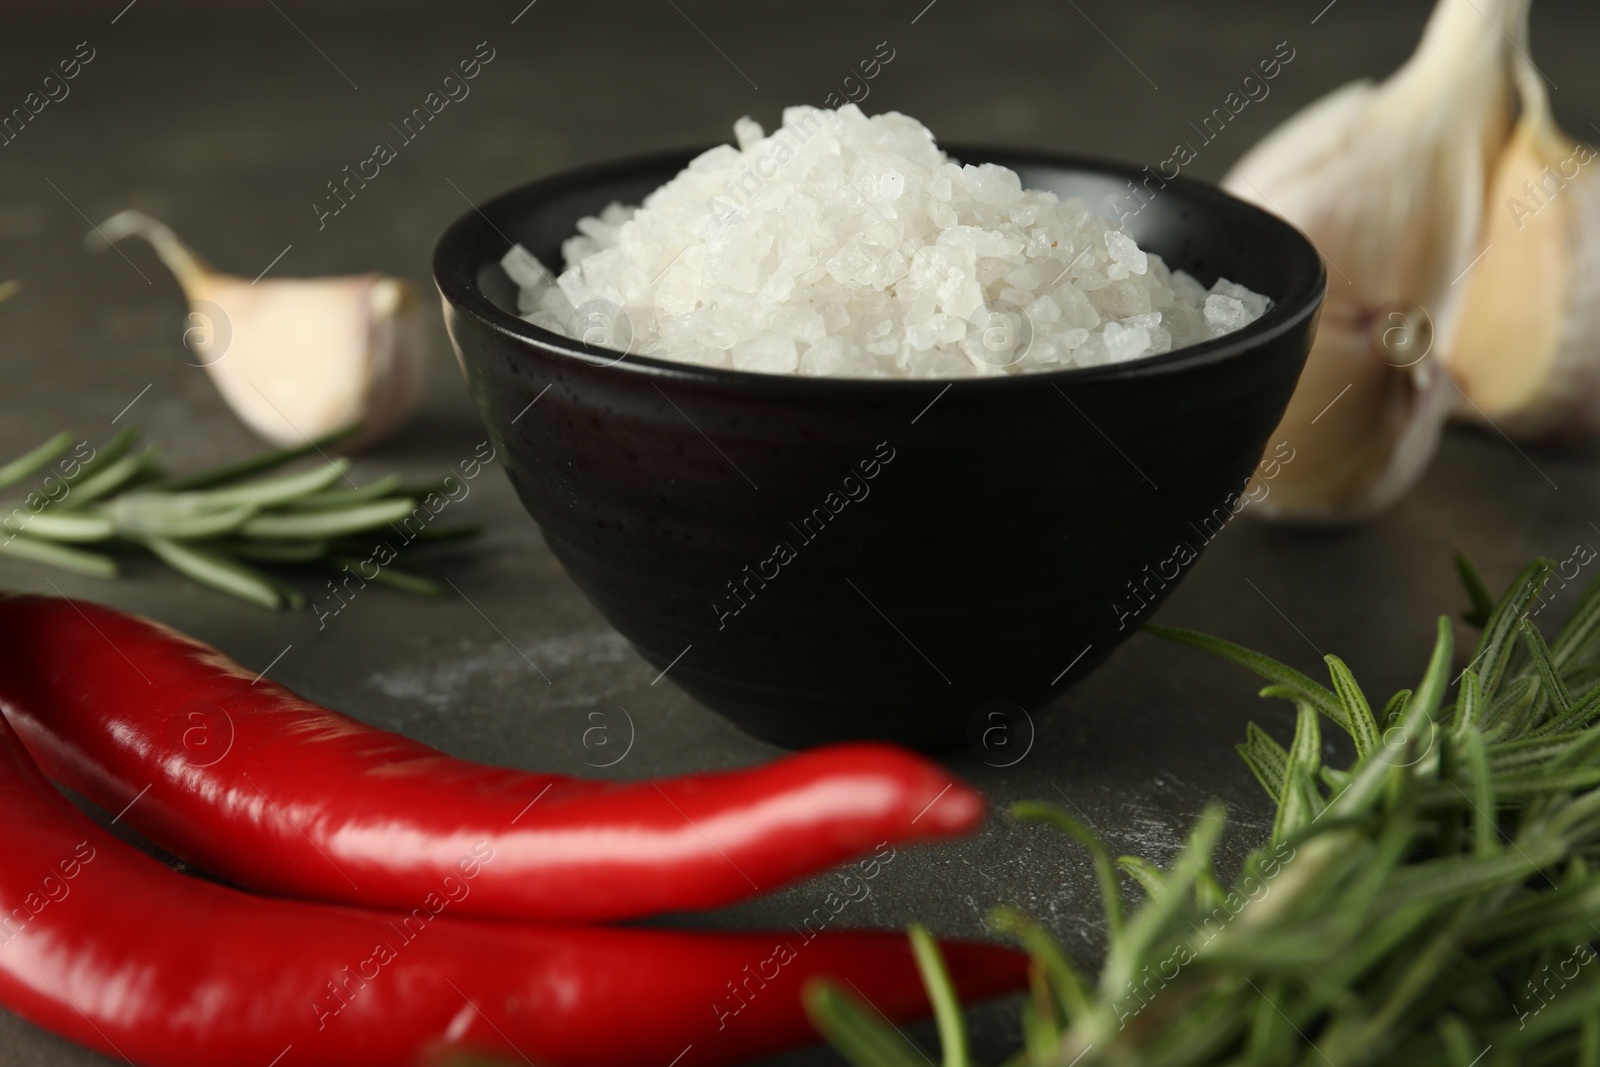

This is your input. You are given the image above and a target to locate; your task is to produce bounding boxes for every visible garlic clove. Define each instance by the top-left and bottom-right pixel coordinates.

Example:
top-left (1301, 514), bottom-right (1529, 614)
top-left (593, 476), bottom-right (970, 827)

top-left (1250, 301), bottom-right (1453, 524)
top-left (1446, 51), bottom-right (1600, 440)
top-left (1224, 0), bottom-right (1524, 523)
top-left (93, 211), bottom-right (426, 449)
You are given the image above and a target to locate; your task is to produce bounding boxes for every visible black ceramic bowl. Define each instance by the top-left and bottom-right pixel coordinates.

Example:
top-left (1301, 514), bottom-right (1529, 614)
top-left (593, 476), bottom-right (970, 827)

top-left (435, 146), bottom-right (1324, 749)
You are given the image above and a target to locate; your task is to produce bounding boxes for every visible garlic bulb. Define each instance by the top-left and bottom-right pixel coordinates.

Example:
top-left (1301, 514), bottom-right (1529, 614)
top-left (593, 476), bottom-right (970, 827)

top-left (1223, 0), bottom-right (1524, 523)
top-left (93, 211), bottom-right (426, 449)
top-left (1447, 47), bottom-right (1600, 440)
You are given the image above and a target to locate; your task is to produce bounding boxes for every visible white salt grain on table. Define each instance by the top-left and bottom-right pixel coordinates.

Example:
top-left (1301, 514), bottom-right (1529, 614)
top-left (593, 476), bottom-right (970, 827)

top-left (504, 105), bottom-right (1271, 379)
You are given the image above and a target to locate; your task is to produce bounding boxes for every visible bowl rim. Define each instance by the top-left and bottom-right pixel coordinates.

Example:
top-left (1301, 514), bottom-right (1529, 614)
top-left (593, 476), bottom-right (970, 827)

top-left (433, 142), bottom-right (1327, 391)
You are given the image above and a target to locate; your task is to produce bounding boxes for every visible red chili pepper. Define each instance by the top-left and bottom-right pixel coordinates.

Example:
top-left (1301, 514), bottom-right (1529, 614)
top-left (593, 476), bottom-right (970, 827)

top-left (0, 594), bottom-right (982, 921)
top-left (0, 712), bottom-right (1026, 1067)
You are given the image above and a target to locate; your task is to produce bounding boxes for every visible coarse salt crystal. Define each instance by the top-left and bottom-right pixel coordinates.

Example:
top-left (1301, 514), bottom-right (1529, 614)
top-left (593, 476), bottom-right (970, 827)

top-left (1104, 231), bottom-right (1148, 275)
top-left (1204, 294), bottom-right (1251, 336)
top-left (731, 334), bottom-right (799, 372)
top-left (1102, 321), bottom-right (1152, 361)
top-left (1210, 278), bottom-right (1272, 318)
top-left (501, 245), bottom-right (550, 289)
top-left (733, 117), bottom-right (764, 150)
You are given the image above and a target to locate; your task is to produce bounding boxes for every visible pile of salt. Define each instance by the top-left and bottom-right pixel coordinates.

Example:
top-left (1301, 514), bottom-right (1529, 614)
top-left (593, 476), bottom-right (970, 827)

top-left (504, 105), bottom-right (1271, 378)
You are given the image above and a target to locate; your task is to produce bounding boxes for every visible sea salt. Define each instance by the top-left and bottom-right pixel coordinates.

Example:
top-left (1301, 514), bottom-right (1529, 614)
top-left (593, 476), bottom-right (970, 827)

top-left (1204, 294), bottom-right (1252, 337)
top-left (731, 334), bottom-right (799, 373)
top-left (505, 105), bottom-right (1271, 378)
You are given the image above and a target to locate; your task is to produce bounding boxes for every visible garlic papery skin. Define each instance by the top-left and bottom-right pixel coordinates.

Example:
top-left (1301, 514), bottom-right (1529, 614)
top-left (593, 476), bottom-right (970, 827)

top-left (1447, 51), bottom-right (1600, 441)
top-left (93, 211), bottom-right (426, 449)
top-left (1223, 0), bottom-right (1524, 523)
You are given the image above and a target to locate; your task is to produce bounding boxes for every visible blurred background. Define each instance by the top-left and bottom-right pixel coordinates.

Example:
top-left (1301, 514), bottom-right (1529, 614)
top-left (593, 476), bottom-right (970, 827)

top-left (2, 1), bottom-right (1598, 1064)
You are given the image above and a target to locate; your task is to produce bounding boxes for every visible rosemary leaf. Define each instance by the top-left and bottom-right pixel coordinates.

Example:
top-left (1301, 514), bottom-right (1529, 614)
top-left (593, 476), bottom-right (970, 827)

top-left (238, 498), bottom-right (416, 540)
top-left (1553, 571), bottom-right (1600, 671)
top-left (909, 925), bottom-right (971, 1067)
top-left (196, 460), bottom-right (350, 509)
top-left (107, 496), bottom-right (256, 540)
top-left (1453, 670), bottom-right (1485, 738)
top-left (804, 981), bottom-right (932, 1067)
top-left (987, 908), bottom-right (1093, 1024)
top-left (216, 539), bottom-right (329, 564)
top-left (144, 424), bottom-right (360, 492)
top-left (0, 533), bottom-right (117, 578)
top-left (1381, 688), bottom-right (1412, 730)
top-left (1274, 761), bottom-right (1318, 842)
top-left (1451, 734), bottom-right (1494, 864)
top-left (1236, 722), bottom-right (1289, 801)
top-left (1532, 682), bottom-right (1600, 738)
top-left (1011, 803), bottom-right (1125, 943)
top-left (1118, 856), bottom-right (1168, 897)
top-left (1326, 655), bottom-right (1382, 757)
top-left (329, 556), bottom-right (441, 596)
top-left (1288, 701), bottom-right (1322, 780)
top-left (1411, 617), bottom-right (1455, 723)
top-left (21, 512), bottom-right (115, 542)
top-left (288, 473), bottom-right (403, 511)
top-left (1473, 560), bottom-right (1553, 699)
top-left (62, 427), bottom-right (138, 488)
top-left (65, 446), bottom-right (159, 506)
top-left (1456, 554), bottom-right (1497, 629)
top-left (142, 537), bottom-right (282, 609)
top-left (0, 431), bottom-right (73, 491)
top-left (1146, 624), bottom-right (1344, 727)
top-left (1522, 618), bottom-right (1573, 719)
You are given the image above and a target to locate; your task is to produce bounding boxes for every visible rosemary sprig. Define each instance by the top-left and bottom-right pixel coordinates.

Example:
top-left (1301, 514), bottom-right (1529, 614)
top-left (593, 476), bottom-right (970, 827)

top-left (808, 557), bottom-right (1600, 1067)
top-left (0, 428), bottom-right (479, 608)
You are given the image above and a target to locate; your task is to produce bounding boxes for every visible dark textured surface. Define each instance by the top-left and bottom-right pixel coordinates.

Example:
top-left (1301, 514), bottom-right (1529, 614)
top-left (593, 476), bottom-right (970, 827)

top-left (0, 1), bottom-right (1596, 1064)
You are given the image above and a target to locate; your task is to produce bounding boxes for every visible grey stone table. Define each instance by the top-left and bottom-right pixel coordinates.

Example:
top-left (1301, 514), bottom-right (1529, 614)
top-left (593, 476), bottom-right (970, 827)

top-left (1, 1), bottom-right (1596, 1063)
